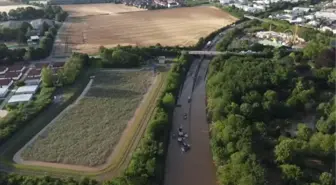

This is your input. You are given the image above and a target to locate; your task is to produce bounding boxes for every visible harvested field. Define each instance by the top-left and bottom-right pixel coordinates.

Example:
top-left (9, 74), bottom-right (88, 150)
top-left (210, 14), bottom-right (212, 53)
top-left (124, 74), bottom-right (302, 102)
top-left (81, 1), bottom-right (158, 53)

top-left (57, 5), bottom-right (237, 54)
top-left (21, 71), bottom-right (153, 167)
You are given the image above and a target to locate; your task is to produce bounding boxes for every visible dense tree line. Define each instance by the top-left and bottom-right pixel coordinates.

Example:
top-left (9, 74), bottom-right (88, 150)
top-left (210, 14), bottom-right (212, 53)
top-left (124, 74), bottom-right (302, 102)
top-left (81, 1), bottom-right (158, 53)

top-left (97, 45), bottom-right (184, 68)
top-left (22, 25), bottom-right (58, 60)
top-left (207, 48), bottom-right (335, 184)
top-left (0, 174), bottom-right (98, 185)
top-left (0, 53), bottom-right (88, 145)
top-left (104, 54), bottom-right (192, 185)
top-left (0, 5), bottom-right (68, 22)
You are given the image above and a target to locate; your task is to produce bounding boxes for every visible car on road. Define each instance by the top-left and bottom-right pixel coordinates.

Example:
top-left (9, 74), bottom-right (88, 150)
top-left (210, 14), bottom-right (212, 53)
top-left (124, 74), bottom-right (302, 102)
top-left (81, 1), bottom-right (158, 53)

top-left (183, 113), bottom-right (187, 120)
top-left (188, 96), bottom-right (191, 103)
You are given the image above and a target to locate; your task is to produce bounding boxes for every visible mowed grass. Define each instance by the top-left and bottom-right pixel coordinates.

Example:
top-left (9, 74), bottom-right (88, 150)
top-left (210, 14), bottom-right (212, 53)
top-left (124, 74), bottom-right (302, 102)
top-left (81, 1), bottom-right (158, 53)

top-left (21, 71), bottom-right (153, 167)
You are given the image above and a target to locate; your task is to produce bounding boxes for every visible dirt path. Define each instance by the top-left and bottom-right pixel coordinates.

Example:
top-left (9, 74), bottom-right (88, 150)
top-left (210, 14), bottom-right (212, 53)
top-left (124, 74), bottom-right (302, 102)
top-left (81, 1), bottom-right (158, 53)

top-left (13, 72), bottom-right (162, 174)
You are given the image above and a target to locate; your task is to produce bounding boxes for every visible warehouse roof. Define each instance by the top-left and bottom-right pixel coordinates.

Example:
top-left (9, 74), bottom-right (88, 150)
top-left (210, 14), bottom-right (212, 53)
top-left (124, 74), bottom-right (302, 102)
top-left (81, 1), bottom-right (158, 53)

top-left (8, 94), bottom-right (33, 103)
top-left (16, 85), bottom-right (39, 94)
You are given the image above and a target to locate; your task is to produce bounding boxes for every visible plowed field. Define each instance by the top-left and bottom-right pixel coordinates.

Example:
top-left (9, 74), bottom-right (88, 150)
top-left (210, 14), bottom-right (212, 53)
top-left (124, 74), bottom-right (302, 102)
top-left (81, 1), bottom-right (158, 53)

top-left (58, 4), bottom-right (237, 54)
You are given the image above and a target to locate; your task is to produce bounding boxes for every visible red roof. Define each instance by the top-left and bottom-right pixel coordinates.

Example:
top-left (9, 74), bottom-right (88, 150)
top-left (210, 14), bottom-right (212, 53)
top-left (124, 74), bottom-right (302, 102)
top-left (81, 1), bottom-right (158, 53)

top-left (51, 62), bottom-right (65, 68)
top-left (8, 64), bottom-right (25, 72)
top-left (0, 79), bottom-right (13, 86)
top-left (27, 69), bottom-right (41, 77)
top-left (1, 71), bottom-right (21, 79)
top-left (0, 66), bottom-right (8, 72)
top-left (34, 63), bottom-right (50, 70)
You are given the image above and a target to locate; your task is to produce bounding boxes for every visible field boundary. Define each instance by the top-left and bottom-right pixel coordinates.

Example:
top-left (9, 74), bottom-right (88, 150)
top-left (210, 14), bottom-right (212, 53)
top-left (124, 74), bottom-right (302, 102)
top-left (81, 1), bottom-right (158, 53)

top-left (8, 70), bottom-right (167, 180)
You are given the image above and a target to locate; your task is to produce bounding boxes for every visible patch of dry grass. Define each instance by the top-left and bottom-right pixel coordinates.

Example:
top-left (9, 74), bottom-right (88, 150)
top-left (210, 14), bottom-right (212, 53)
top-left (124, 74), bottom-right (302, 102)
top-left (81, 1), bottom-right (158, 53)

top-left (21, 71), bottom-right (153, 167)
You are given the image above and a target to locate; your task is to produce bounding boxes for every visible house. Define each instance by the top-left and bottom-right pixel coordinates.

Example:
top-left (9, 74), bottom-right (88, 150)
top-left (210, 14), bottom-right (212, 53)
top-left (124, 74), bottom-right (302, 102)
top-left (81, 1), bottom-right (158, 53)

top-left (30, 19), bottom-right (55, 34)
top-left (167, 2), bottom-right (179, 8)
top-left (27, 35), bottom-right (40, 43)
top-left (33, 63), bottom-right (50, 70)
top-left (15, 85), bottom-right (39, 95)
top-left (0, 72), bottom-right (23, 81)
top-left (50, 62), bottom-right (65, 69)
top-left (0, 67), bottom-right (8, 75)
top-left (315, 11), bottom-right (336, 21)
top-left (220, 0), bottom-right (231, 4)
top-left (158, 56), bottom-right (166, 64)
top-left (8, 64), bottom-right (26, 73)
top-left (8, 94), bottom-right (33, 104)
top-left (27, 69), bottom-right (42, 79)
top-left (0, 79), bottom-right (14, 87)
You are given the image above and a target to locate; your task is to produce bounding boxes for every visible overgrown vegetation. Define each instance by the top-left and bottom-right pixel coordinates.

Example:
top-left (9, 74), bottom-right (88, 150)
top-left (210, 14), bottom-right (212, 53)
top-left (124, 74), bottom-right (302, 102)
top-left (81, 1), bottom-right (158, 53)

top-left (207, 45), bottom-right (335, 184)
top-left (0, 53), bottom-right (87, 145)
top-left (22, 71), bottom-right (153, 166)
top-left (0, 174), bottom-right (98, 185)
top-left (104, 54), bottom-right (192, 185)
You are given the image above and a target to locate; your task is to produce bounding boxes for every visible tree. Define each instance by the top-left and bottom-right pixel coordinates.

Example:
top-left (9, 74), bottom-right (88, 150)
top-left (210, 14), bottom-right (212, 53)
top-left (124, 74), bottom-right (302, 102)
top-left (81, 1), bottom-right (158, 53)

top-left (328, 69), bottom-right (336, 85)
top-left (319, 172), bottom-right (334, 185)
top-left (280, 164), bottom-right (303, 184)
top-left (296, 123), bottom-right (312, 141)
top-left (162, 93), bottom-right (175, 108)
top-left (41, 67), bottom-right (54, 87)
top-left (275, 138), bottom-right (307, 163)
top-left (289, 52), bottom-right (296, 63)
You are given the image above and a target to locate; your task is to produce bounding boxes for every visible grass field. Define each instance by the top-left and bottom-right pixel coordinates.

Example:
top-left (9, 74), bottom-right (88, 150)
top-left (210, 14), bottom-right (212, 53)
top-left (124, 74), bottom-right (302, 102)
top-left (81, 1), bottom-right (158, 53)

top-left (21, 71), bottom-right (153, 167)
top-left (57, 4), bottom-right (237, 54)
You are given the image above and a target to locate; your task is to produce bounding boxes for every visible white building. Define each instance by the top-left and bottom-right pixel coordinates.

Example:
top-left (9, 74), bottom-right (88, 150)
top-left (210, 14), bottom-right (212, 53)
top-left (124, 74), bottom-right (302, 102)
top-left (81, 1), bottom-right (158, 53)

top-left (167, 2), bottom-right (179, 8)
top-left (0, 86), bottom-right (10, 98)
top-left (8, 94), bottom-right (33, 104)
top-left (158, 56), bottom-right (166, 64)
top-left (315, 11), bottom-right (336, 21)
top-left (24, 79), bottom-right (41, 85)
top-left (220, 0), bottom-right (231, 4)
top-left (15, 85), bottom-right (39, 95)
top-left (320, 25), bottom-right (336, 34)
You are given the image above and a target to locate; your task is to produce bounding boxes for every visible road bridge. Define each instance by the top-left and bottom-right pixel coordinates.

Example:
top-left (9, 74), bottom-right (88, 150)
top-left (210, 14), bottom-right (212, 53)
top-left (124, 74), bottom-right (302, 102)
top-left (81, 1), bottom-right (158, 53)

top-left (184, 50), bottom-right (264, 56)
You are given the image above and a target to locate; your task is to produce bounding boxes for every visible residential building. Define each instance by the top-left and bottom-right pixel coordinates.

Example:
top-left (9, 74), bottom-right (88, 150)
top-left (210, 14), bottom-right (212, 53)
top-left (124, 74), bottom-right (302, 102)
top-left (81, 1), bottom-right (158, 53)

top-left (8, 64), bottom-right (26, 73)
top-left (0, 67), bottom-right (8, 75)
top-left (0, 79), bottom-right (13, 98)
top-left (0, 72), bottom-right (23, 81)
top-left (27, 69), bottom-right (42, 79)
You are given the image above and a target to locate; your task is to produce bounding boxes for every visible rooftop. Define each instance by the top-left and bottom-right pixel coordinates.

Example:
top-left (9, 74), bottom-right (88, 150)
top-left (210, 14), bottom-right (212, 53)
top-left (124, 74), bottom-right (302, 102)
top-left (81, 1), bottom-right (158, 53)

top-left (27, 69), bottom-right (42, 76)
top-left (0, 71), bottom-right (22, 79)
top-left (51, 62), bottom-right (65, 68)
top-left (8, 64), bottom-right (25, 72)
top-left (8, 94), bottom-right (33, 103)
top-left (16, 85), bottom-right (39, 94)
top-left (0, 79), bottom-right (13, 86)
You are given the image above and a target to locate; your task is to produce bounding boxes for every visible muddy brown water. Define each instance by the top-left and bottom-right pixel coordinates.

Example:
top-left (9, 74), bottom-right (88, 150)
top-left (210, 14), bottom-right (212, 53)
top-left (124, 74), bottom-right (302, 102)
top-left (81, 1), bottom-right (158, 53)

top-left (164, 59), bottom-right (217, 185)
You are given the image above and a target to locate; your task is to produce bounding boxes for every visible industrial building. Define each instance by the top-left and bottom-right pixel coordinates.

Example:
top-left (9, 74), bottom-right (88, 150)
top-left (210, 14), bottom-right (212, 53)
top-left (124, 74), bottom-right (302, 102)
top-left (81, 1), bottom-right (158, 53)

top-left (8, 94), bottom-right (33, 104)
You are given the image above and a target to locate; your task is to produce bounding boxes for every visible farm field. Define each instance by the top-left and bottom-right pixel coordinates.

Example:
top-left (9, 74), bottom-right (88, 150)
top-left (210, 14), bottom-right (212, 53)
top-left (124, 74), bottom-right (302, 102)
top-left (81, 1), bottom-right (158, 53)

top-left (21, 71), bottom-right (154, 167)
top-left (57, 5), bottom-right (237, 54)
